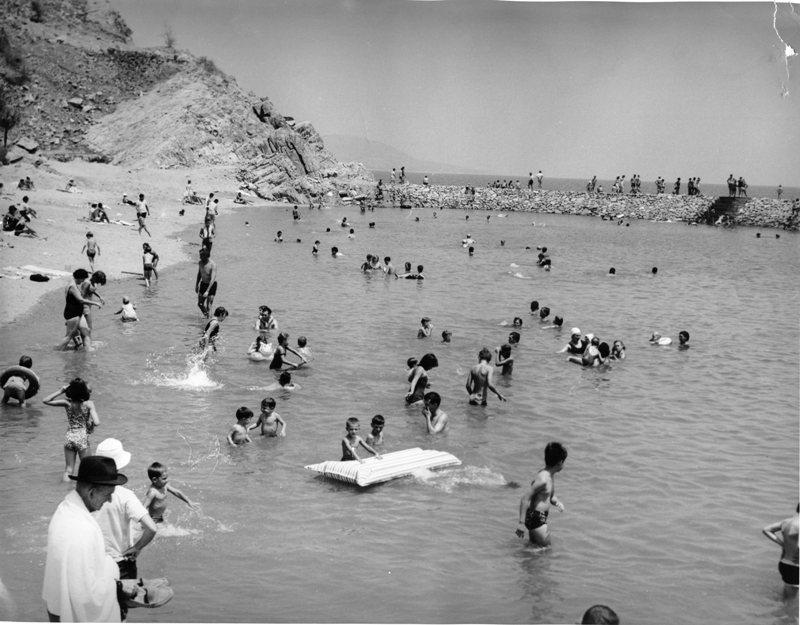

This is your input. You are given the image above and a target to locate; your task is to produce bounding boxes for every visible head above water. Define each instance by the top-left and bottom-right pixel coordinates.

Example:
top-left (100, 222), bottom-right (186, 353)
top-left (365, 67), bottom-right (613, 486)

top-left (419, 353), bottom-right (439, 370)
top-left (544, 441), bottom-right (568, 467)
top-left (236, 406), bottom-right (254, 422)
top-left (65, 377), bottom-right (91, 402)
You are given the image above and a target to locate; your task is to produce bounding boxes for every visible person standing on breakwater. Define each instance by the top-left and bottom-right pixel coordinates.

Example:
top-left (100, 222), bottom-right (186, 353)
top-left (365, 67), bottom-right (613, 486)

top-left (537, 170), bottom-right (543, 189)
top-left (738, 177), bottom-right (748, 197)
top-left (195, 247), bottom-right (217, 317)
top-left (516, 442), bottom-right (567, 548)
top-left (762, 505), bottom-right (799, 590)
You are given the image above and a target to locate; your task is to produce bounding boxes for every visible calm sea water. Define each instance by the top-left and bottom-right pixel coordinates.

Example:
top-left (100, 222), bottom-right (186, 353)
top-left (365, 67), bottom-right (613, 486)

top-left (372, 170), bottom-right (800, 199)
top-left (0, 203), bottom-right (798, 624)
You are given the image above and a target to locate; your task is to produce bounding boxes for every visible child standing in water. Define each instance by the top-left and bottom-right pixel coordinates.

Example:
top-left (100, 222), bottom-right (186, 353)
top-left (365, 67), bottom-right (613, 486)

top-left (42, 378), bottom-right (100, 481)
top-left (365, 415), bottom-right (385, 446)
top-left (227, 407), bottom-right (254, 446)
top-left (341, 417), bottom-right (381, 463)
top-left (418, 317), bottom-right (433, 338)
top-left (269, 332), bottom-right (307, 370)
top-left (250, 397), bottom-right (286, 437)
top-left (143, 462), bottom-right (197, 523)
top-left (516, 441), bottom-right (568, 547)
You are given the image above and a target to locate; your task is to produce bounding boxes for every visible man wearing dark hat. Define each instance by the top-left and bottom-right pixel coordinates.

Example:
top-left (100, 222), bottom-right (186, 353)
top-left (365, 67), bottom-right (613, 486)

top-left (42, 456), bottom-right (126, 622)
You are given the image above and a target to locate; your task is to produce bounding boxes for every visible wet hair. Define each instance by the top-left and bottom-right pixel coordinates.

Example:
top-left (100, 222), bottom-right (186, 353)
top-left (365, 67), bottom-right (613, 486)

top-left (508, 331), bottom-right (521, 344)
top-left (419, 353), bottom-right (439, 370)
top-left (331, 246), bottom-right (339, 254)
top-left (90, 270), bottom-right (106, 286)
top-left (478, 347), bottom-right (493, 362)
top-left (406, 357), bottom-right (418, 369)
top-left (384, 256), bottom-right (391, 263)
top-left (65, 378), bottom-right (91, 402)
top-left (346, 417), bottom-right (360, 427)
top-left (213, 307), bottom-right (228, 319)
top-left (404, 262), bottom-right (412, 271)
top-left (72, 268), bottom-right (89, 281)
top-left (371, 414), bottom-right (385, 427)
top-left (539, 307), bottom-right (550, 319)
top-left (581, 604), bottom-right (619, 625)
top-left (18, 355), bottom-right (32, 368)
top-left (261, 397), bottom-right (276, 410)
top-left (142, 242), bottom-right (151, 251)
top-left (441, 330), bottom-right (451, 342)
top-left (147, 462), bottom-right (166, 481)
top-left (423, 391), bottom-right (441, 407)
top-left (277, 332), bottom-right (289, 345)
top-left (417, 265), bottom-right (424, 273)
top-left (236, 406), bottom-right (254, 421)
top-left (513, 317), bottom-right (523, 326)
top-left (297, 336), bottom-right (307, 347)
top-left (498, 343), bottom-right (512, 358)
top-left (544, 441), bottom-right (568, 467)
top-left (530, 300), bottom-right (539, 312)
top-left (679, 330), bottom-right (690, 342)
top-left (608, 267), bottom-right (616, 275)
top-left (259, 305), bottom-right (272, 315)
top-left (553, 316), bottom-right (563, 327)
top-left (279, 371), bottom-right (292, 386)
top-left (651, 266), bottom-right (658, 274)
top-left (598, 342), bottom-right (610, 358)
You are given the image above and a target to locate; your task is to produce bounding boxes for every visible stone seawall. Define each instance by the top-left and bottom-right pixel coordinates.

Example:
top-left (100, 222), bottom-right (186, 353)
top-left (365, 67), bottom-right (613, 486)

top-left (376, 184), bottom-right (798, 229)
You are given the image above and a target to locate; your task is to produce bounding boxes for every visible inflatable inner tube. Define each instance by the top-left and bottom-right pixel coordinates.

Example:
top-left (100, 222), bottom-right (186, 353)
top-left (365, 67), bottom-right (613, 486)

top-left (0, 365), bottom-right (40, 398)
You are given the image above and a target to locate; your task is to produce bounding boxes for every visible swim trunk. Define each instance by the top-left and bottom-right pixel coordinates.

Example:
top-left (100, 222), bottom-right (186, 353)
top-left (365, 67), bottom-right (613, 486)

top-left (87, 252), bottom-right (96, 259)
top-left (525, 508), bottom-right (548, 531)
top-left (779, 561), bottom-right (799, 586)
top-left (198, 281), bottom-right (217, 297)
top-left (64, 428), bottom-right (89, 452)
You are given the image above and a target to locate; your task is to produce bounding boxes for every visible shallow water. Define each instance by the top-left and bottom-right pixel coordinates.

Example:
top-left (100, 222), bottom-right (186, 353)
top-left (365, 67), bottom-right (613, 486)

top-left (0, 204), bottom-right (798, 624)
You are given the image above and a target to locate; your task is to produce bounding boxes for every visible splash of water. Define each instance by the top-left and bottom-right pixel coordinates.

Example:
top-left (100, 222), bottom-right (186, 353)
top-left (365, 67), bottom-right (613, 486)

top-left (414, 465), bottom-right (510, 493)
top-left (147, 352), bottom-right (221, 390)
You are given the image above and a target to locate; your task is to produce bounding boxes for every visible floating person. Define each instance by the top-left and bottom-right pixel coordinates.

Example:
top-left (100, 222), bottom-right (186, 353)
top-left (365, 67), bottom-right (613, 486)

top-left (418, 317), bottom-right (433, 338)
top-left (365, 414), bottom-right (385, 446)
top-left (341, 417), bottom-right (381, 462)
top-left (465, 348), bottom-right (507, 405)
top-left (513, 317), bottom-right (523, 327)
top-left (678, 330), bottom-right (690, 350)
top-left (422, 391), bottom-right (448, 434)
top-left (277, 371), bottom-right (299, 391)
top-left (515, 441), bottom-right (568, 548)
top-left (250, 397), bottom-right (286, 437)
top-left (42, 378), bottom-right (100, 481)
top-left (1, 355), bottom-right (39, 407)
top-left (331, 246), bottom-right (342, 258)
top-left (269, 332), bottom-right (307, 371)
top-left (406, 353), bottom-right (438, 405)
top-left (762, 504), bottom-right (799, 590)
top-left (247, 335), bottom-right (273, 361)
top-left (227, 407), bottom-right (254, 446)
top-left (649, 332), bottom-right (672, 346)
top-left (114, 297), bottom-right (138, 322)
top-left (542, 316), bottom-right (563, 330)
top-left (538, 307), bottom-right (550, 322)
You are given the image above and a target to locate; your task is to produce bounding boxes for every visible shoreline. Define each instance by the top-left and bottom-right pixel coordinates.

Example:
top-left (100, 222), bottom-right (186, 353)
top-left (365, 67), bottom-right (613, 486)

top-left (379, 183), bottom-right (799, 228)
top-left (0, 160), bottom-right (270, 328)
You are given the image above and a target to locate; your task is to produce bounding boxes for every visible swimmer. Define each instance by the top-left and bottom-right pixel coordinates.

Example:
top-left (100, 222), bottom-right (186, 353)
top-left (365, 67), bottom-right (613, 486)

top-left (2, 355), bottom-right (37, 407)
top-left (254, 305), bottom-right (278, 336)
top-left (143, 461), bottom-right (197, 524)
top-left (312, 240), bottom-right (320, 256)
top-left (422, 391), bottom-right (448, 434)
top-left (383, 257), bottom-right (395, 277)
top-left (250, 397), bottom-right (286, 437)
top-left (678, 330), bottom-right (690, 350)
top-left (277, 371), bottom-right (298, 391)
top-left (418, 317), bottom-right (433, 338)
top-left (365, 414), bottom-right (385, 446)
top-left (512, 317), bottom-right (523, 327)
top-left (558, 328), bottom-right (586, 355)
top-left (610, 340), bottom-right (626, 360)
top-left (541, 316), bottom-right (563, 330)
top-left (269, 332), bottom-right (307, 370)
top-left (538, 307), bottom-right (550, 322)
top-left (496, 343), bottom-right (514, 375)
top-left (199, 306), bottom-right (228, 356)
top-left (508, 331), bottom-right (521, 346)
top-left (762, 504), bottom-right (799, 589)
top-left (296, 336), bottom-right (312, 362)
top-left (114, 297), bottom-right (138, 322)
top-left (274, 230), bottom-right (283, 243)
top-left (331, 246), bottom-right (342, 258)
top-left (529, 300), bottom-right (539, 315)
top-left (341, 417), bottom-right (381, 463)
top-left (405, 264), bottom-right (425, 280)
top-left (247, 334), bottom-right (273, 358)
top-left (515, 441), bottom-right (567, 547)
top-left (195, 248), bottom-right (217, 317)
top-left (441, 330), bottom-right (452, 343)
top-left (227, 407), bottom-right (253, 446)
top-left (465, 348), bottom-right (507, 405)
top-left (649, 332), bottom-right (672, 346)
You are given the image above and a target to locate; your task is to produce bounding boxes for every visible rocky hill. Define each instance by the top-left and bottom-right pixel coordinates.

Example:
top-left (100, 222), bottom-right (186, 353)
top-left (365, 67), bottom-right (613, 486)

top-left (0, 0), bottom-right (372, 201)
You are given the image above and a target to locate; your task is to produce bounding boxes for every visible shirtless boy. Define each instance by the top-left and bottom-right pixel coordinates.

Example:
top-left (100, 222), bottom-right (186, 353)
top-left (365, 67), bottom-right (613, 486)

top-left (763, 505), bottom-right (799, 589)
top-left (422, 391), bottom-right (448, 434)
top-left (516, 442), bottom-right (568, 547)
top-left (250, 397), bottom-right (286, 437)
top-left (365, 414), bottom-right (385, 446)
top-left (143, 462), bottom-right (197, 523)
top-left (465, 348), bottom-right (507, 405)
top-left (341, 417), bottom-right (381, 463)
top-left (195, 248), bottom-right (217, 317)
top-left (227, 407), bottom-right (253, 446)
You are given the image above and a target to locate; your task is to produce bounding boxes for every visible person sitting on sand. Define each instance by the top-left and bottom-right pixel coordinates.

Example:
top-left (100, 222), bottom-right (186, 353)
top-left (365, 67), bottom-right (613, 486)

top-left (3, 206), bottom-right (40, 238)
top-left (64, 179), bottom-right (77, 192)
top-left (90, 202), bottom-right (110, 223)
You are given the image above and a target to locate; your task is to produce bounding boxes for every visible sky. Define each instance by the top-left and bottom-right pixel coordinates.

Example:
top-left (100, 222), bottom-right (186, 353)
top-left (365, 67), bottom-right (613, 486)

top-left (108, 0), bottom-right (799, 186)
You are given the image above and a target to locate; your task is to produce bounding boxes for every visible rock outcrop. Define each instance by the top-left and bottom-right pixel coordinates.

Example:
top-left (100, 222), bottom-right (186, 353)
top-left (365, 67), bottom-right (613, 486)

top-left (0, 0), bottom-right (371, 201)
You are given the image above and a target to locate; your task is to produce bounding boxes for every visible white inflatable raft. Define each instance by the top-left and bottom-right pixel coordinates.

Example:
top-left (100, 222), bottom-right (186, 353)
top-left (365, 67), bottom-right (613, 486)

top-left (305, 447), bottom-right (461, 487)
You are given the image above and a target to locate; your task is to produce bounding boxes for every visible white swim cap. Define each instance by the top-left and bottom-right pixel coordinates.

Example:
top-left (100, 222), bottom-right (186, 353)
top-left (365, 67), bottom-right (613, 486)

top-left (571, 328), bottom-right (581, 336)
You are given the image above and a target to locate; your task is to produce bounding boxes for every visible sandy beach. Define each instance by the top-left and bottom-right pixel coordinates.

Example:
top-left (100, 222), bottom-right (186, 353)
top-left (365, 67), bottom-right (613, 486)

top-left (0, 159), bottom-right (247, 325)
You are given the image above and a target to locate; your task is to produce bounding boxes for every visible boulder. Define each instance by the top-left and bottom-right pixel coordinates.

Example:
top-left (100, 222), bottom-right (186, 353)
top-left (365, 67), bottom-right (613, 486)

top-left (4, 147), bottom-right (26, 163)
top-left (15, 137), bottom-right (39, 153)
top-left (67, 97), bottom-right (84, 108)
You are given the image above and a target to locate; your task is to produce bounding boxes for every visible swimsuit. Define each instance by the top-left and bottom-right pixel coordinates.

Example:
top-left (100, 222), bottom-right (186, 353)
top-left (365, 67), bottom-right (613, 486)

top-left (566, 342), bottom-right (584, 355)
top-left (198, 281), bottom-right (217, 297)
top-left (64, 403), bottom-right (92, 452)
top-left (269, 346), bottom-right (285, 370)
top-left (524, 508), bottom-right (548, 531)
top-left (405, 370), bottom-right (428, 404)
top-left (779, 561), bottom-right (799, 586)
top-left (63, 284), bottom-right (84, 320)
top-left (203, 319), bottom-right (220, 343)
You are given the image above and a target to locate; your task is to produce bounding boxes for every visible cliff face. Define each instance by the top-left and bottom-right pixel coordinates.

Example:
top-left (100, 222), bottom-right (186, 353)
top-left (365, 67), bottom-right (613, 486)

top-left (0, 0), bottom-right (372, 201)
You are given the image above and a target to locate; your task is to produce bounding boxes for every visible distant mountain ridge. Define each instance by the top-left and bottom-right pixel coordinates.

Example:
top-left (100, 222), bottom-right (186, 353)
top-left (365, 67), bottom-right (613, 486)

top-left (323, 135), bottom-right (480, 175)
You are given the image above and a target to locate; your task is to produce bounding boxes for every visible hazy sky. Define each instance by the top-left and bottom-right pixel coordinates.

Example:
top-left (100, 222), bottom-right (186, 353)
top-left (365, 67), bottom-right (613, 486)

top-left (109, 1), bottom-right (799, 186)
